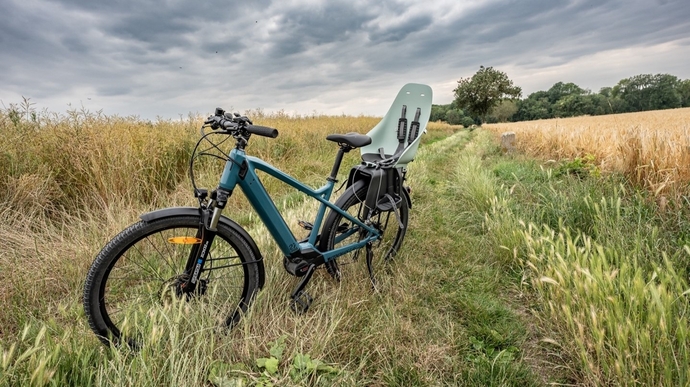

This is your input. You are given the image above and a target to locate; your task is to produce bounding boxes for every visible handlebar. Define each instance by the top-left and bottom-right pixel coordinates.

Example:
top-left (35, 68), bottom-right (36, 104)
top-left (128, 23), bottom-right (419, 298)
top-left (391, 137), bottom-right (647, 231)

top-left (204, 110), bottom-right (279, 139)
top-left (246, 124), bottom-right (279, 138)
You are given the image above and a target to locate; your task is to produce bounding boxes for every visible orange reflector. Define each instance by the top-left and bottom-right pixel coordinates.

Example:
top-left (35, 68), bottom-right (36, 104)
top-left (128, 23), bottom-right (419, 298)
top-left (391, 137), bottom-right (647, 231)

top-left (168, 237), bottom-right (202, 245)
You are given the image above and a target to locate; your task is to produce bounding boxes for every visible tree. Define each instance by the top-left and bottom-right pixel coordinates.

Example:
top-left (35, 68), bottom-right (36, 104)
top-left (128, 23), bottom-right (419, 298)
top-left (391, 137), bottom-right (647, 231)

top-left (430, 104), bottom-right (448, 122)
top-left (679, 79), bottom-right (690, 107)
top-left (430, 104), bottom-right (466, 124)
top-left (612, 74), bottom-right (682, 112)
top-left (445, 109), bottom-right (466, 125)
top-left (553, 94), bottom-right (596, 117)
top-left (487, 99), bottom-right (518, 122)
top-left (599, 87), bottom-right (613, 98)
top-left (546, 82), bottom-right (587, 104)
top-left (514, 91), bottom-right (551, 121)
top-left (453, 66), bottom-right (522, 120)
top-left (460, 116), bottom-right (475, 128)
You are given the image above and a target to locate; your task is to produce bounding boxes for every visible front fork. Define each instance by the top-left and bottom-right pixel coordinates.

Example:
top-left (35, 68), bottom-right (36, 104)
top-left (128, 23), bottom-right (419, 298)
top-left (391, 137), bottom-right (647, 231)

top-left (180, 188), bottom-right (231, 293)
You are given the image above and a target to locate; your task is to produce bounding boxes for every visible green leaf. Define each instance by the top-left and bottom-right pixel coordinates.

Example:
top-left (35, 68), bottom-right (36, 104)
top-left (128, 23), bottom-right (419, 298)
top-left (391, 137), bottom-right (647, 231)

top-left (256, 378), bottom-right (274, 387)
top-left (208, 361), bottom-right (247, 387)
top-left (256, 357), bottom-right (279, 375)
top-left (292, 353), bottom-right (310, 370)
top-left (315, 363), bottom-right (339, 375)
top-left (469, 336), bottom-right (484, 351)
top-left (268, 336), bottom-right (287, 361)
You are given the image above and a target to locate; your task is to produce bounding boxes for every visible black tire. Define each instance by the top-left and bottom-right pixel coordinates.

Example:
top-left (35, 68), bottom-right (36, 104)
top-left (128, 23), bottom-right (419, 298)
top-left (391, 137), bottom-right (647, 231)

top-left (83, 215), bottom-right (261, 347)
top-left (320, 181), bottom-right (409, 283)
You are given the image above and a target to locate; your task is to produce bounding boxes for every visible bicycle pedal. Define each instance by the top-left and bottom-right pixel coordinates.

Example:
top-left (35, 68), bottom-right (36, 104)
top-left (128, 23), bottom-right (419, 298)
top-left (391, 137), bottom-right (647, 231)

top-left (298, 220), bottom-right (314, 230)
top-left (290, 291), bottom-right (313, 314)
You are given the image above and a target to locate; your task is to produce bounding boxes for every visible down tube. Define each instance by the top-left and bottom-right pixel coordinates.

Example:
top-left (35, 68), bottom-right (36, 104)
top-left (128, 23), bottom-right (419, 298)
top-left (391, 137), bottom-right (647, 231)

top-left (236, 168), bottom-right (300, 256)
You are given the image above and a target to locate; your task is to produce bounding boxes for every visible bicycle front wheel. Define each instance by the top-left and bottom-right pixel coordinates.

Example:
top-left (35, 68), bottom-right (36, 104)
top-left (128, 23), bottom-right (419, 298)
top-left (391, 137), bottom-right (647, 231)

top-left (83, 215), bottom-right (261, 347)
top-left (320, 182), bottom-right (409, 283)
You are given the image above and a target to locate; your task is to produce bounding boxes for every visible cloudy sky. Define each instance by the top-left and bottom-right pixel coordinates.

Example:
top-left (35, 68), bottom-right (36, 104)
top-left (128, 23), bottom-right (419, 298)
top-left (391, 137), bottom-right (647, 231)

top-left (2, 0), bottom-right (689, 120)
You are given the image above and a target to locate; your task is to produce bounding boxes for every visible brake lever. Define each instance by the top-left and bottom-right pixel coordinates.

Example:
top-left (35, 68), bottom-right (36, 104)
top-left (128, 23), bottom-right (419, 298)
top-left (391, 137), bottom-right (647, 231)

top-left (203, 115), bottom-right (222, 130)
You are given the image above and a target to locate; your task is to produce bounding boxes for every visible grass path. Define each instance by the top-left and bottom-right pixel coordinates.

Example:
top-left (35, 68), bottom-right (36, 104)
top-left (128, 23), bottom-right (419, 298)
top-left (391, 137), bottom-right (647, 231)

top-left (392, 129), bottom-right (556, 385)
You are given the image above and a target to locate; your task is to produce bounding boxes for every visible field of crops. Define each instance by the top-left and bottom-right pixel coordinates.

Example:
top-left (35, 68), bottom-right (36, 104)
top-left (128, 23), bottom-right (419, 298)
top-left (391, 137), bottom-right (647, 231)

top-left (484, 107), bottom-right (690, 197)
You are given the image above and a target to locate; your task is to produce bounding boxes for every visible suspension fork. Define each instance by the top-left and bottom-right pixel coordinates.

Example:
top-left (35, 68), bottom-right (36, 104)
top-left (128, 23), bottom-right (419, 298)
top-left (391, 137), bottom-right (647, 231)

top-left (181, 188), bottom-right (230, 292)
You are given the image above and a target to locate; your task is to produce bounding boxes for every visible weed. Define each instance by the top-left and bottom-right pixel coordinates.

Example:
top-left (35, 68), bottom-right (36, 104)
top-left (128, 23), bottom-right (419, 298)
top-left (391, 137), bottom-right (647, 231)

top-left (207, 335), bottom-right (340, 386)
top-left (554, 154), bottom-right (601, 178)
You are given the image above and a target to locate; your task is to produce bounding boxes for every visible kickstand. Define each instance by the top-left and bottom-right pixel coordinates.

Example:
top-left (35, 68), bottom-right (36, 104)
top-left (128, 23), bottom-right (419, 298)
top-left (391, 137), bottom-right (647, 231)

top-left (366, 242), bottom-right (377, 290)
top-left (290, 264), bottom-right (316, 314)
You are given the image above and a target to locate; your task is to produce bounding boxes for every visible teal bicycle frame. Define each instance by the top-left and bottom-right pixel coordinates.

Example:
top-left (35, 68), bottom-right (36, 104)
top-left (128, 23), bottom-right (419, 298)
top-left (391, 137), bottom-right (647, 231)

top-left (218, 147), bottom-right (380, 263)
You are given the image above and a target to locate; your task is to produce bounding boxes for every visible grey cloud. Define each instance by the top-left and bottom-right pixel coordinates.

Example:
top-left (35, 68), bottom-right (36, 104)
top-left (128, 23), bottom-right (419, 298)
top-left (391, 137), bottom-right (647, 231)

top-left (263, 2), bottom-right (377, 59)
top-left (104, 16), bottom-right (196, 52)
top-left (201, 40), bottom-right (246, 56)
top-left (98, 86), bottom-right (131, 97)
top-left (406, 0), bottom-right (690, 74)
top-left (366, 14), bottom-right (433, 43)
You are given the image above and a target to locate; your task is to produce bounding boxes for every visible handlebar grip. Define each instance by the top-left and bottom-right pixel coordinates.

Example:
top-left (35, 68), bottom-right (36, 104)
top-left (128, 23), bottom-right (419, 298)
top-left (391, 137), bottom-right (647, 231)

top-left (246, 124), bottom-right (279, 138)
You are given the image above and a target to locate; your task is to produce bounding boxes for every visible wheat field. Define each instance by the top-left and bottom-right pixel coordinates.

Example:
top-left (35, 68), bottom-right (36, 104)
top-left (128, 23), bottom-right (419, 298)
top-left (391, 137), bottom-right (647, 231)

top-left (484, 107), bottom-right (690, 197)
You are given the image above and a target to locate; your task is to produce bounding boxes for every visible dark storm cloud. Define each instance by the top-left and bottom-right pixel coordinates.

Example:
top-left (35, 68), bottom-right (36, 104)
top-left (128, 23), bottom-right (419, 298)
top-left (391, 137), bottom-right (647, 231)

top-left (439, 0), bottom-right (690, 67)
top-left (1, 0), bottom-right (689, 118)
top-left (274, 3), bottom-right (375, 45)
top-left (366, 14), bottom-right (433, 43)
top-left (105, 17), bottom-right (196, 52)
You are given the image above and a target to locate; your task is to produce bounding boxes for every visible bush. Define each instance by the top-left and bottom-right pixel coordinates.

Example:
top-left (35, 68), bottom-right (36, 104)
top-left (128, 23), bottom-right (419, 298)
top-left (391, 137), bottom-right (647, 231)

top-left (461, 116), bottom-right (475, 128)
top-left (445, 109), bottom-right (465, 125)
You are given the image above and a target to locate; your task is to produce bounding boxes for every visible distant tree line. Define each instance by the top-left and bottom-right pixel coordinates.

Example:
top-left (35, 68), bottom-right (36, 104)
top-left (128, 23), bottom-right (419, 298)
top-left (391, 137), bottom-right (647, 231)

top-left (433, 70), bottom-right (690, 124)
top-left (430, 103), bottom-right (478, 127)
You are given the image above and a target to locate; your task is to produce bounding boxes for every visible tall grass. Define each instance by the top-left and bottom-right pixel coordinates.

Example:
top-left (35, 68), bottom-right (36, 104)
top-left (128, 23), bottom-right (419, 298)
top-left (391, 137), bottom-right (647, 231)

top-left (6, 102), bottom-right (690, 385)
top-left (472, 126), bottom-right (690, 386)
top-left (0, 107), bottom-right (384, 216)
top-left (522, 223), bottom-right (689, 386)
top-left (483, 106), bottom-right (690, 384)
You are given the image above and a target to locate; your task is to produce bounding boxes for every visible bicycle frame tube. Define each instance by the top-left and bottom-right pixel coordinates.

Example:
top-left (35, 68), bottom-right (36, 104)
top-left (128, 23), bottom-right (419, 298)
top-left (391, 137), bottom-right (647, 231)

top-left (218, 148), bottom-right (378, 260)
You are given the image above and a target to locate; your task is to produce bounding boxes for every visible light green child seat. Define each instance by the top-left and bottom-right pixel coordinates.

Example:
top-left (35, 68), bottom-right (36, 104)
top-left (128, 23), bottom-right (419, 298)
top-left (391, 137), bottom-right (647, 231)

top-left (360, 83), bottom-right (433, 168)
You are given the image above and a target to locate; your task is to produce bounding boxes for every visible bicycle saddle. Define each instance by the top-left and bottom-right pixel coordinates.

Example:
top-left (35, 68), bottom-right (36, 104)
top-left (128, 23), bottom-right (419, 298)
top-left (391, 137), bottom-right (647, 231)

top-left (326, 133), bottom-right (372, 148)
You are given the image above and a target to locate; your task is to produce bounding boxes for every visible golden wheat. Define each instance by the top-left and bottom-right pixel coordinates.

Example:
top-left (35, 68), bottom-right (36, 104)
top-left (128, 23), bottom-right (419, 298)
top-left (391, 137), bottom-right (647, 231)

top-left (484, 108), bottom-right (690, 196)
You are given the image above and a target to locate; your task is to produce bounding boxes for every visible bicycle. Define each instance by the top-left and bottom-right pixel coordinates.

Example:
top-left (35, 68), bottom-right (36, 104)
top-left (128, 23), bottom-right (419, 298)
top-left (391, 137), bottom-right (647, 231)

top-left (83, 83), bottom-right (432, 347)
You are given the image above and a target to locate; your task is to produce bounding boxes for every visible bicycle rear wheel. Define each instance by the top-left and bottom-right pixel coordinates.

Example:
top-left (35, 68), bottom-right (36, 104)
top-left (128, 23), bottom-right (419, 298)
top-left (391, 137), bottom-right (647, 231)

top-left (320, 182), bottom-right (409, 284)
top-left (83, 215), bottom-right (261, 347)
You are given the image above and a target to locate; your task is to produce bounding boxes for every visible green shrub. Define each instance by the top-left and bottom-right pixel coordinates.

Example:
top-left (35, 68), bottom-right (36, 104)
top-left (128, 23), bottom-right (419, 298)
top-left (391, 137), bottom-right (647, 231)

top-left (461, 116), bottom-right (475, 128)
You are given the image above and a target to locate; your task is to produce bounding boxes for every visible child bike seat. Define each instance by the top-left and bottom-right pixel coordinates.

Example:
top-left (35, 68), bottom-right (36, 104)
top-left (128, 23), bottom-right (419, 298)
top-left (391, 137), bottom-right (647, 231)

top-left (360, 83), bottom-right (432, 168)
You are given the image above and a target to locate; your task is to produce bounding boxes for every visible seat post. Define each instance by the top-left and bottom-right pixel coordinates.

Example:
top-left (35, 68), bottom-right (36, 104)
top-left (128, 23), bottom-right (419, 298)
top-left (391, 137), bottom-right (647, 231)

top-left (328, 145), bottom-right (352, 182)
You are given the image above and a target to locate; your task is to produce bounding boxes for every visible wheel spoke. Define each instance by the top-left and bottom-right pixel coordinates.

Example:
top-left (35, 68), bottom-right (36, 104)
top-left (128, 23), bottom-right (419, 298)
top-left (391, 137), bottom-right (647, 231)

top-left (124, 246), bottom-right (166, 282)
top-left (157, 228), bottom-right (183, 273)
top-left (323, 184), bottom-right (408, 282)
